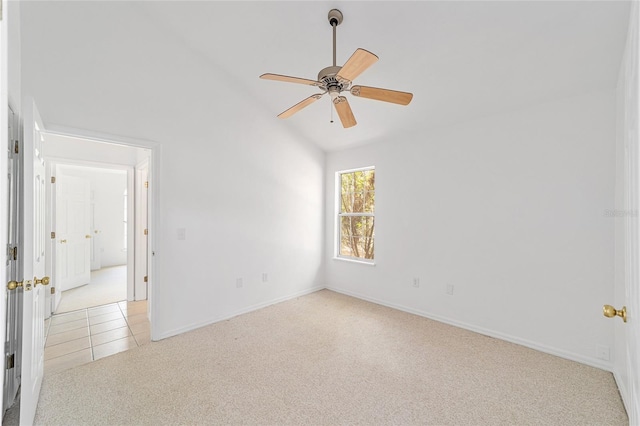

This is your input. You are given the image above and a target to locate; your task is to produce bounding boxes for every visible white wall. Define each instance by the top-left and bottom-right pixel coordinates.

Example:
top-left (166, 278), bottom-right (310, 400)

top-left (325, 89), bottom-right (616, 370)
top-left (21, 1), bottom-right (325, 340)
top-left (57, 166), bottom-right (128, 268)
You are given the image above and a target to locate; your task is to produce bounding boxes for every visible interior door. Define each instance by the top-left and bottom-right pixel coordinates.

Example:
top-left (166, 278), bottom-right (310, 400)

top-left (619, 3), bottom-right (640, 422)
top-left (55, 171), bottom-right (91, 292)
top-left (3, 106), bottom-right (20, 415)
top-left (135, 163), bottom-right (149, 300)
top-left (19, 99), bottom-right (49, 425)
top-left (90, 199), bottom-right (101, 271)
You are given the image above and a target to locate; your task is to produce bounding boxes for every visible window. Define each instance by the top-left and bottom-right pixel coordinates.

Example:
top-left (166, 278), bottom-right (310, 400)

top-left (337, 167), bottom-right (375, 261)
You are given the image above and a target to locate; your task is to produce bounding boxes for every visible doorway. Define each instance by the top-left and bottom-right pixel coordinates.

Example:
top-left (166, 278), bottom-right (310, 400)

top-left (41, 131), bottom-right (154, 374)
top-left (52, 164), bottom-right (129, 313)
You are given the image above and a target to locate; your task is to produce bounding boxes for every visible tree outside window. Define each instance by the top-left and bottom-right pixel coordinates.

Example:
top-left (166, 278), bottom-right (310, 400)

top-left (338, 167), bottom-right (375, 261)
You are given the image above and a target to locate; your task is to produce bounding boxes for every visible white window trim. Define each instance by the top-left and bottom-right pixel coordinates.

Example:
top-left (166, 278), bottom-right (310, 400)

top-left (335, 166), bottom-right (375, 264)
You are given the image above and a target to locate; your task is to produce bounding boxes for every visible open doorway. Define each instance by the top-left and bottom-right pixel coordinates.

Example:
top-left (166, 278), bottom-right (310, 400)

top-left (52, 164), bottom-right (128, 313)
top-left (42, 132), bottom-right (153, 374)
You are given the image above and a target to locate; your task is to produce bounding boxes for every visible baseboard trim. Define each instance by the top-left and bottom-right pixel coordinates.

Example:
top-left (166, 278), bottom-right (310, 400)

top-left (326, 286), bottom-right (613, 372)
top-left (613, 370), bottom-right (631, 419)
top-left (155, 285), bottom-right (325, 340)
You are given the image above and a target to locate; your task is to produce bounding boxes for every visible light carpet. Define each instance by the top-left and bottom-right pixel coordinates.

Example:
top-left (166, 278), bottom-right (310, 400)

top-left (56, 265), bottom-right (127, 313)
top-left (35, 290), bottom-right (627, 425)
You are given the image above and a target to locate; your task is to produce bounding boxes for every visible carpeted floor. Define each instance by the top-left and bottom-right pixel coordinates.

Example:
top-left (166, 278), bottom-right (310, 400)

top-left (35, 290), bottom-right (627, 425)
top-left (56, 265), bottom-right (127, 313)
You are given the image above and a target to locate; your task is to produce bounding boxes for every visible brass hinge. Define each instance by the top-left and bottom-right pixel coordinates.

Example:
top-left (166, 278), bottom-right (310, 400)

top-left (6, 354), bottom-right (14, 370)
top-left (144, 229), bottom-right (148, 235)
top-left (12, 246), bottom-right (17, 261)
top-left (51, 176), bottom-right (56, 184)
top-left (144, 276), bottom-right (148, 283)
top-left (14, 141), bottom-right (18, 154)
top-left (51, 232), bottom-right (56, 239)
top-left (51, 287), bottom-right (56, 294)
top-left (144, 181), bottom-right (149, 188)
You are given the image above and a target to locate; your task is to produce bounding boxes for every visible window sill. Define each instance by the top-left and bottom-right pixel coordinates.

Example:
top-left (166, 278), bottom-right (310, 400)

top-left (333, 257), bottom-right (376, 266)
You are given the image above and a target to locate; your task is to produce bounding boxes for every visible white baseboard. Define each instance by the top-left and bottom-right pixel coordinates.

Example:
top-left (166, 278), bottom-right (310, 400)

top-left (154, 285), bottom-right (325, 341)
top-left (613, 370), bottom-right (631, 420)
top-left (154, 283), bottom-right (614, 373)
top-left (326, 286), bottom-right (614, 372)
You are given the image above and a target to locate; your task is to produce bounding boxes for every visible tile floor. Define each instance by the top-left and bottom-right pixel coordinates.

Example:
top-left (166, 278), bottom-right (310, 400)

top-left (43, 300), bottom-right (150, 375)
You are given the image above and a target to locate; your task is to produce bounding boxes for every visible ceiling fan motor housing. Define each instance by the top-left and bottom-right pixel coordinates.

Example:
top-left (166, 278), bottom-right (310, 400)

top-left (318, 65), bottom-right (350, 95)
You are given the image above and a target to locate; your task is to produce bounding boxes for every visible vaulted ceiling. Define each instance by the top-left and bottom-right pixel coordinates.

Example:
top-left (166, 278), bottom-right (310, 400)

top-left (21, 1), bottom-right (630, 151)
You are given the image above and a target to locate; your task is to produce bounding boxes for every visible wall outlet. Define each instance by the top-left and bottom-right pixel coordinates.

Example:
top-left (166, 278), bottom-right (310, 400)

top-left (446, 284), bottom-right (454, 295)
top-left (412, 278), bottom-right (420, 288)
top-left (262, 273), bottom-right (268, 283)
top-left (236, 278), bottom-right (243, 288)
top-left (596, 344), bottom-right (610, 361)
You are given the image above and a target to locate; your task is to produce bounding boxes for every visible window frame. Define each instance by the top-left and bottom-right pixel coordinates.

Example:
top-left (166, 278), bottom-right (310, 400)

top-left (334, 166), bottom-right (376, 265)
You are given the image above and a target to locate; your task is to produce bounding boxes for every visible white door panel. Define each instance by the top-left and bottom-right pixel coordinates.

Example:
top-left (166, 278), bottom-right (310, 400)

top-left (56, 173), bottom-right (90, 291)
top-left (19, 99), bottom-right (48, 425)
top-left (3, 106), bottom-right (20, 415)
top-left (616, 3), bottom-right (640, 422)
top-left (90, 200), bottom-right (101, 270)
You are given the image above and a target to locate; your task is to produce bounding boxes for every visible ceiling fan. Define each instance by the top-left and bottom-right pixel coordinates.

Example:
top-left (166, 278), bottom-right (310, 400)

top-left (260, 9), bottom-right (413, 128)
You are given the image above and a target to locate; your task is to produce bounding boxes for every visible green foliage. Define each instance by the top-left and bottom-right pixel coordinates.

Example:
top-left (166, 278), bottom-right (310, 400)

top-left (340, 169), bottom-right (375, 260)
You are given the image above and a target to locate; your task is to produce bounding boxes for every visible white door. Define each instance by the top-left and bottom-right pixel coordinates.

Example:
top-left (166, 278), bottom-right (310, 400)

top-left (55, 172), bottom-right (91, 291)
top-left (615, 3), bottom-right (640, 422)
top-left (135, 163), bottom-right (149, 300)
top-left (90, 199), bottom-right (101, 271)
top-left (19, 99), bottom-right (49, 425)
top-left (3, 106), bottom-right (20, 415)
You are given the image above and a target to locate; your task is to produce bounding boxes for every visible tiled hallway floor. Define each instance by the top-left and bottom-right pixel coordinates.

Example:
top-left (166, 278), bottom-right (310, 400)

top-left (44, 300), bottom-right (150, 375)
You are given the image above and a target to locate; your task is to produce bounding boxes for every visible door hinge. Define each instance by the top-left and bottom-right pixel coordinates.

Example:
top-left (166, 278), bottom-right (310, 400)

top-left (51, 287), bottom-right (56, 294)
top-left (144, 276), bottom-right (148, 283)
top-left (6, 354), bottom-right (14, 370)
top-left (51, 231), bottom-right (56, 239)
top-left (14, 141), bottom-right (18, 154)
top-left (144, 229), bottom-right (148, 235)
top-left (51, 176), bottom-right (56, 184)
top-left (144, 181), bottom-right (149, 188)
top-left (12, 246), bottom-right (17, 261)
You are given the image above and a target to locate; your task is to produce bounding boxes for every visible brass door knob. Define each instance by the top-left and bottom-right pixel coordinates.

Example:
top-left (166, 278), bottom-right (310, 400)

top-left (85, 235), bottom-right (92, 239)
top-left (34, 276), bottom-right (50, 286)
top-left (7, 280), bottom-right (22, 291)
top-left (60, 239), bottom-right (67, 243)
top-left (603, 305), bottom-right (627, 323)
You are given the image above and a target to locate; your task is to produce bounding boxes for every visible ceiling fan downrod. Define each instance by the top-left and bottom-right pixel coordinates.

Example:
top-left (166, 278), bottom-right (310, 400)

top-left (328, 9), bottom-right (343, 67)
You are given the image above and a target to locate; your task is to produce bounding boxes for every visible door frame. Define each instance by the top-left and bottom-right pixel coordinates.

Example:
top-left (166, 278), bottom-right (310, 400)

top-left (134, 159), bottom-right (149, 302)
top-left (42, 125), bottom-right (160, 339)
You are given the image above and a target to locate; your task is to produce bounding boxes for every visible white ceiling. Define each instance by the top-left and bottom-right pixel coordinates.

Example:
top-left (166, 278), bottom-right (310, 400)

top-left (22, 1), bottom-right (631, 151)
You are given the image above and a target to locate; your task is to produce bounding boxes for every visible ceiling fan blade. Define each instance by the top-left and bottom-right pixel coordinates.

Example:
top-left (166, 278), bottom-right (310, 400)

top-left (278, 94), bottom-right (324, 119)
top-left (260, 73), bottom-right (321, 87)
top-left (335, 48), bottom-right (379, 83)
top-left (333, 96), bottom-right (357, 128)
top-left (350, 85), bottom-right (413, 106)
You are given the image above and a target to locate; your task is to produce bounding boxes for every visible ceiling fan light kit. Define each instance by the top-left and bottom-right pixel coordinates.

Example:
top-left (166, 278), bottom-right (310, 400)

top-left (260, 9), bottom-right (413, 128)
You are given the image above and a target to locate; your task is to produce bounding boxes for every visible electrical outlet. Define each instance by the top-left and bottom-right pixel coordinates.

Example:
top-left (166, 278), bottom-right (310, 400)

top-left (236, 278), bottom-right (243, 288)
top-left (446, 284), bottom-right (454, 295)
top-left (262, 273), bottom-right (268, 283)
top-left (596, 344), bottom-right (610, 361)
top-left (412, 278), bottom-right (420, 288)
